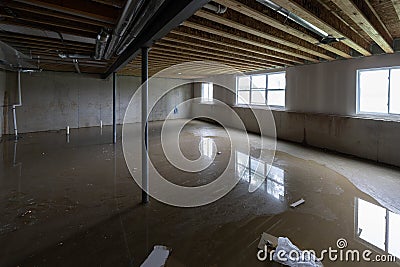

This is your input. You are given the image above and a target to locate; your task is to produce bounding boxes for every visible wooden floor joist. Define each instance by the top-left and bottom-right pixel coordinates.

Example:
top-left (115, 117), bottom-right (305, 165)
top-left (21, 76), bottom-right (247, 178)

top-left (195, 9), bottom-right (333, 61)
top-left (156, 40), bottom-right (274, 68)
top-left (163, 35), bottom-right (283, 67)
top-left (170, 29), bottom-right (294, 66)
top-left (183, 21), bottom-right (304, 64)
top-left (331, 0), bottom-right (394, 53)
top-left (149, 48), bottom-right (264, 71)
top-left (213, 0), bottom-right (351, 59)
top-left (272, 0), bottom-right (372, 56)
top-left (152, 45), bottom-right (269, 70)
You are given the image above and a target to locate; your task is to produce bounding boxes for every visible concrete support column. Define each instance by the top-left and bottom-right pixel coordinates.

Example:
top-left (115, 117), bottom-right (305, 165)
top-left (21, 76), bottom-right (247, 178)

top-left (141, 47), bottom-right (149, 204)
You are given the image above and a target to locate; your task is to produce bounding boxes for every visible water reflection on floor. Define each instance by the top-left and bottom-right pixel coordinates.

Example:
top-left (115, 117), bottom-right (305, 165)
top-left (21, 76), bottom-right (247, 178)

top-left (0, 120), bottom-right (399, 266)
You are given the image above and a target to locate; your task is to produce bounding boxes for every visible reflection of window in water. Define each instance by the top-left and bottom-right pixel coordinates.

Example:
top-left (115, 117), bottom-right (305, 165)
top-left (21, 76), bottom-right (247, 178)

top-left (266, 166), bottom-right (285, 201)
top-left (355, 198), bottom-right (400, 259)
top-left (235, 151), bottom-right (284, 199)
top-left (199, 137), bottom-right (213, 158)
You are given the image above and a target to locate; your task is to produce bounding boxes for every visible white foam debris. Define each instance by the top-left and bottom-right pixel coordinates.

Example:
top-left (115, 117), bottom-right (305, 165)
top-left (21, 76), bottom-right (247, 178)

top-left (290, 198), bottom-right (305, 208)
top-left (140, 245), bottom-right (170, 267)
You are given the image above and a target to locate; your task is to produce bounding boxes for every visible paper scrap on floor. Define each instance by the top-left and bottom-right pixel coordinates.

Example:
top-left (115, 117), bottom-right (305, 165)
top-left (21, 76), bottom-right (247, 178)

top-left (141, 245), bottom-right (171, 267)
top-left (273, 237), bottom-right (323, 267)
top-left (258, 232), bottom-right (279, 250)
top-left (290, 198), bottom-right (305, 208)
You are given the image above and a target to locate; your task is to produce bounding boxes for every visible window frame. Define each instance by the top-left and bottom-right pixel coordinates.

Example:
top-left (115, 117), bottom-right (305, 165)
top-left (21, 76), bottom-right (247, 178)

top-left (357, 66), bottom-right (400, 116)
top-left (236, 72), bottom-right (286, 108)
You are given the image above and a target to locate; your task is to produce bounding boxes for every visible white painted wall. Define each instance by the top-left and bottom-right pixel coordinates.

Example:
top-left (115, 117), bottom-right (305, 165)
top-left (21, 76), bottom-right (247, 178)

top-left (3, 71), bottom-right (193, 134)
top-left (192, 53), bottom-right (400, 167)
top-left (286, 53), bottom-right (400, 115)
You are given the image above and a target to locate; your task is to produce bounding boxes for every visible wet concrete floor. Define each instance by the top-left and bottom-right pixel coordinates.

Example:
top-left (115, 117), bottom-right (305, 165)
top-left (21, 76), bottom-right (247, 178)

top-left (0, 120), bottom-right (399, 266)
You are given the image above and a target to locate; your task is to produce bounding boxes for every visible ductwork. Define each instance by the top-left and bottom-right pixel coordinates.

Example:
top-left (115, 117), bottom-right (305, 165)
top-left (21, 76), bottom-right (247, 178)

top-left (0, 40), bottom-right (38, 71)
top-left (94, 29), bottom-right (110, 60)
top-left (57, 28), bottom-right (109, 61)
top-left (104, 0), bottom-right (146, 59)
top-left (256, 0), bottom-right (328, 37)
top-left (204, 3), bottom-right (227, 14)
top-left (116, 0), bottom-right (166, 56)
top-left (58, 53), bottom-right (93, 59)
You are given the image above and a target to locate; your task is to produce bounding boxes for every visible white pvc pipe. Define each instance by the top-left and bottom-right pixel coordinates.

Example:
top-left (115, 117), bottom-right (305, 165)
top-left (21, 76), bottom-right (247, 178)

top-left (12, 71), bottom-right (22, 139)
top-left (66, 126), bottom-right (70, 135)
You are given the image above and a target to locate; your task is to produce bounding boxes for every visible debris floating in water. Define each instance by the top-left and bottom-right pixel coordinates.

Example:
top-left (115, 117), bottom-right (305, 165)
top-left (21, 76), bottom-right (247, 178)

top-left (290, 198), bottom-right (305, 208)
top-left (140, 245), bottom-right (171, 267)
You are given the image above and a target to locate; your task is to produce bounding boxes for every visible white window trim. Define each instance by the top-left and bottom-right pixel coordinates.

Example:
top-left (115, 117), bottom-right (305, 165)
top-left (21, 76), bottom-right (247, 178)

top-left (357, 66), bottom-right (400, 117)
top-left (236, 72), bottom-right (286, 108)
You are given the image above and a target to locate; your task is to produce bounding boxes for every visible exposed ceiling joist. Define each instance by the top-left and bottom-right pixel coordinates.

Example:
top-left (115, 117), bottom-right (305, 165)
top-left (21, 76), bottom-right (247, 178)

top-left (272, 0), bottom-right (372, 56)
top-left (163, 35), bottom-right (284, 66)
top-left (331, 0), bottom-right (394, 53)
top-left (195, 9), bottom-right (331, 61)
top-left (6, 1), bottom-right (113, 28)
top-left (213, 0), bottom-right (351, 59)
top-left (183, 20), bottom-right (304, 64)
top-left (171, 29), bottom-right (294, 66)
top-left (151, 46), bottom-right (267, 69)
top-left (13, 0), bottom-right (118, 23)
top-left (157, 39), bottom-right (274, 67)
top-left (391, 0), bottom-right (400, 21)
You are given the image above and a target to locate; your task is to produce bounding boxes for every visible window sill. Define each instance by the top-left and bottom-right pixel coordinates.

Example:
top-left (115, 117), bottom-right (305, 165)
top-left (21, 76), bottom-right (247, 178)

top-left (355, 112), bottom-right (400, 122)
top-left (233, 104), bottom-right (286, 111)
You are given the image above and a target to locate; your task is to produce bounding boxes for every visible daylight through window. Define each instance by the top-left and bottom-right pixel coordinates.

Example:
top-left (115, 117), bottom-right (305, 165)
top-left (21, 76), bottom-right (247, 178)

top-left (236, 72), bottom-right (286, 107)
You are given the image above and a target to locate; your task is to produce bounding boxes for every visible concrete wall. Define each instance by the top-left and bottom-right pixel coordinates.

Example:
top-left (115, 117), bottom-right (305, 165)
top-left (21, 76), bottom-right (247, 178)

top-left (191, 53), bottom-right (400, 167)
top-left (4, 71), bottom-right (193, 134)
top-left (0, 70), bottom-right (5, 140)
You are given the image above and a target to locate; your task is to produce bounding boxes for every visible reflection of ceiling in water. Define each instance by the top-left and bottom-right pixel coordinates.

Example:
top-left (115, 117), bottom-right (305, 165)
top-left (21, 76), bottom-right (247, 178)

top-left (355, 198), bottom-right (400, 259)
top-left (235, 151), bottom-right (285, 201)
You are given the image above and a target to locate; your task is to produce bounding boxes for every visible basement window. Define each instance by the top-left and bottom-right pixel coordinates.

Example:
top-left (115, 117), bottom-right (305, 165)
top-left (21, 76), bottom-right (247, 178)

top-left (201, 82), bottom-right (213, 102)
top-left (236, 72), bottom-right (286, 107)
top-left (357, 67), bottom-right (400, 115)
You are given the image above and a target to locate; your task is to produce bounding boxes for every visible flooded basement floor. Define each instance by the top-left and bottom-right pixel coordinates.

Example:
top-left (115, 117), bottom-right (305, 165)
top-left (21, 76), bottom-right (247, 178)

top-left (1, 120), bottom-right (400, 266)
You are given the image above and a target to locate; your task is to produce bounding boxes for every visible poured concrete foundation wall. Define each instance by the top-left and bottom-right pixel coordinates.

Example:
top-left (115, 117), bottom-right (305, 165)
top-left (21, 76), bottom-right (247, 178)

top-left (192, 53), bottom-right (400, 167)
top-left (4, 71), bottom-right (193, 134)
top-left (0, 70), bottom-right (5, 140)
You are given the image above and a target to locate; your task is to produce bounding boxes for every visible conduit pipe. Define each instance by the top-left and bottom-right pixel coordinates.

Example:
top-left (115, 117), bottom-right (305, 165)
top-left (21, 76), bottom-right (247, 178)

top-left (204, 3), bottom-right (227, 14)
top-left (12, 71), bottom-right (22, 139)
top-left (59, 53), bottom-right (93, 59)
top-left (73, 59), bottom-right (81, 73)
top-left (116, 0), bottom-right (164, 56)
top-left (104, 0), bottom-right (145, 59)
top-left (256, 0), bottom-right (328, 37)
top-left (94, 29), bottom-right (110, 60)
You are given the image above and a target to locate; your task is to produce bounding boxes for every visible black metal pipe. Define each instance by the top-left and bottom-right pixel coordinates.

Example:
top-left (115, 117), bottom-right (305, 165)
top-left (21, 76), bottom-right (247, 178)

top-left (141, 47), bottom-right (149, 204)
top-left (113, 72), bottom-right (117, 144)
